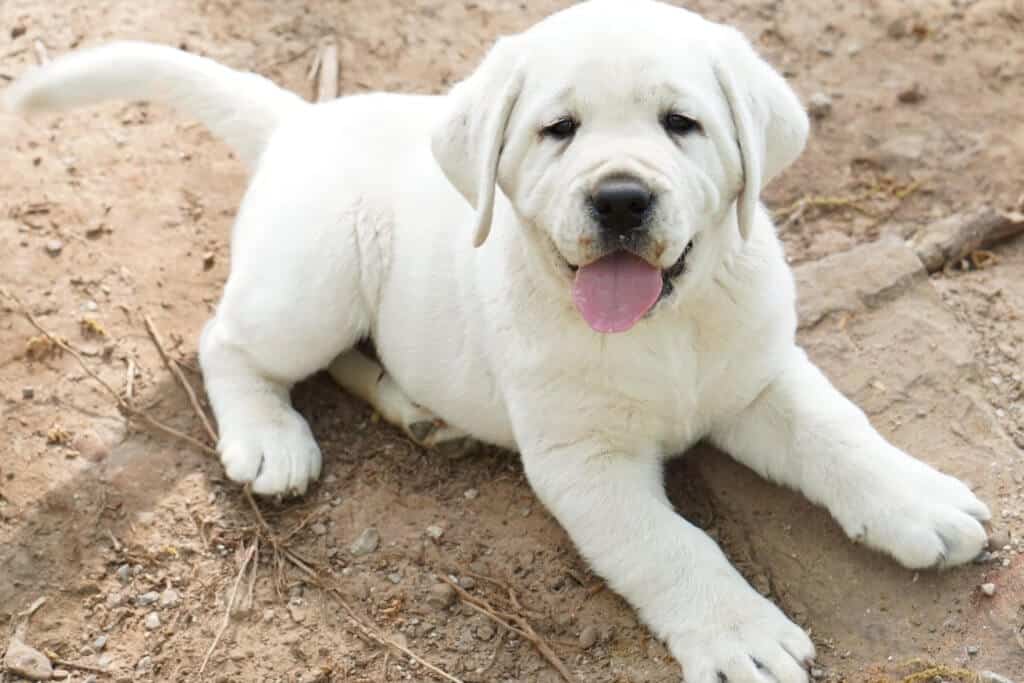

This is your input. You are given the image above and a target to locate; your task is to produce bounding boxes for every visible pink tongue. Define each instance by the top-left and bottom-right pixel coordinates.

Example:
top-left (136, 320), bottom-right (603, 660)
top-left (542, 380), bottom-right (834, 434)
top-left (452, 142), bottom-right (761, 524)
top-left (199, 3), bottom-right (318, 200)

top-left (572, 252), bottom-right (663, 333)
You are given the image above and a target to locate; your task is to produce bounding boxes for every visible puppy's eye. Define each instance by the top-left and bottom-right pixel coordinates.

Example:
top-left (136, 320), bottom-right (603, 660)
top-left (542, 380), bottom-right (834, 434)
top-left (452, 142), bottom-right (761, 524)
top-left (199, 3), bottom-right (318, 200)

top-left (663, 113), bottom-right (701, 136)
top-left (541, 117), bottom-right (579, 140)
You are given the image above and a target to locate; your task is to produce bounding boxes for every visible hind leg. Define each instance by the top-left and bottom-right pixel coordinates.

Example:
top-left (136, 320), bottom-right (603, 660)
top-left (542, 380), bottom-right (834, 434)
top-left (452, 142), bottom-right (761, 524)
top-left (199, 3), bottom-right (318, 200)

top-left (328, 349), bottom-right (471, 450)
top-left (200, 172), bottom-right (376, 495)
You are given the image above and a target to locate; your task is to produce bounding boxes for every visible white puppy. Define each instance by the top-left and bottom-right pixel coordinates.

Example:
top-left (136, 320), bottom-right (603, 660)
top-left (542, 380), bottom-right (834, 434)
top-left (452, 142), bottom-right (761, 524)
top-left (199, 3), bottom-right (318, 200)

top-left (6, 1), bottom-right (991, 680)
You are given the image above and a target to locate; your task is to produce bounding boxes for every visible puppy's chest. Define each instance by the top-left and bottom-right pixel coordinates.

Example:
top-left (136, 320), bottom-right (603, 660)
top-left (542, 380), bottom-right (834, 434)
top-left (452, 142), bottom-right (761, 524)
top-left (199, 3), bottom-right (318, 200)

top-left (550, 336), bottom-right (731, 452)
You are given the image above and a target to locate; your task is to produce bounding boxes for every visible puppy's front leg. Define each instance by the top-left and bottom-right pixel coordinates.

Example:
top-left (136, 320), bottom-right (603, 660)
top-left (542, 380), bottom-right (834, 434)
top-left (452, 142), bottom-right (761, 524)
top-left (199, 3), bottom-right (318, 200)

top-left (521, 440), bottom-right (814, 683)
top-left (711, 348), bottom-right (990, 569)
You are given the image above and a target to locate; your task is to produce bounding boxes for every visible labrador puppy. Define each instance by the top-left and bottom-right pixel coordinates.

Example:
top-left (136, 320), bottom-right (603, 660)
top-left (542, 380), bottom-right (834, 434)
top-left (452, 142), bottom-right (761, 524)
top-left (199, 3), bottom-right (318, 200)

top-left (5, 1), bottom-right (991, 680)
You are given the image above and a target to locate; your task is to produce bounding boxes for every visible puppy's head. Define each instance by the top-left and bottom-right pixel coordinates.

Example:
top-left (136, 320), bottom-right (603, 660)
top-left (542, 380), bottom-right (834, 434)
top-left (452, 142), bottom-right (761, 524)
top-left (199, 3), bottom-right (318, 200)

top-left (432, 0), bottom-right (808, 333)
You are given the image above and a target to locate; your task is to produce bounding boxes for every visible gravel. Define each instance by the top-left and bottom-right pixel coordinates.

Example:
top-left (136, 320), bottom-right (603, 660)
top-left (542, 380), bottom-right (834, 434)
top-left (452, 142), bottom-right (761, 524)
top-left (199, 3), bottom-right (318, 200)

top-left (311, 522), bottom-right (328, 536)
top-left (159, 588), bottom-right (180, 608)
top-left (350, 527), bottom-right (380, 556)
top-left (3, 637), bottom-right (53, 681)
top-left (989, 528), bottom-right (1011, 549)
top-left (93, 635), bottom-right (108, 651)
top-left (427, 583), bottom-right (456, 609)
top-left (808, 92), bottom-right (833, 119)
top-left (425, 525), bottom-right (445, 540)
top-left (45, 239), bottom-right (64, 256)
top-left (579, 625), bottom-right (599, 649)
top-left (116, 564), bottom-right (131, 584)
top-left (144, 612), bottom-right (161, 630)
top-left (137, 591), bottom-right (160, 606)
top-left (980, 582), bottom-right (996, 597)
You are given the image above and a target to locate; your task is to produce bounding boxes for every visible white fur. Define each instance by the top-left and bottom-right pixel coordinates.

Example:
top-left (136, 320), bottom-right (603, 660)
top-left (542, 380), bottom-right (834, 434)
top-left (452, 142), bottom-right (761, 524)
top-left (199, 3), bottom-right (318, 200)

top-left (5, 2), bottom-right (990, 681)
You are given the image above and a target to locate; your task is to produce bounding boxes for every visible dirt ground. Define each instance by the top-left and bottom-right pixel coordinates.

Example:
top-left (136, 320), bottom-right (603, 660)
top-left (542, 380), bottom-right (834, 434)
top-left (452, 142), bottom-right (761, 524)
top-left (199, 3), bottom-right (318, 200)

top-left (1, 1), bottom-right (1023, 682)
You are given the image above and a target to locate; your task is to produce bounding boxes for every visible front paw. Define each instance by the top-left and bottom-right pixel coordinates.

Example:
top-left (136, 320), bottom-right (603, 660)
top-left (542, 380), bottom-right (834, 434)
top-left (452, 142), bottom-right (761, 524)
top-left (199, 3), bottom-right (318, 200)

top-left (842, 459), bottom-right (990, 569)
top-left (666, 585), bottom-right (814, 683)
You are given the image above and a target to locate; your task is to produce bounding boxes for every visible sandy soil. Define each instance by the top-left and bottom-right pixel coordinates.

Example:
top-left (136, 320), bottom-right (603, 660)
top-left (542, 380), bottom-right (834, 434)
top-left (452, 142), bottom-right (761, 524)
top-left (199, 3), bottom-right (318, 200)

top-left (1, 1), bottom-right (1023, 682)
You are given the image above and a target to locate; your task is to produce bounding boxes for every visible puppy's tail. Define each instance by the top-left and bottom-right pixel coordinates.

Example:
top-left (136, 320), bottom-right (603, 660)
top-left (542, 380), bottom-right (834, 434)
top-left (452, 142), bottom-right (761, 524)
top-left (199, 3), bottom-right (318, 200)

top-left (3, 41), bottom-right (307, 170)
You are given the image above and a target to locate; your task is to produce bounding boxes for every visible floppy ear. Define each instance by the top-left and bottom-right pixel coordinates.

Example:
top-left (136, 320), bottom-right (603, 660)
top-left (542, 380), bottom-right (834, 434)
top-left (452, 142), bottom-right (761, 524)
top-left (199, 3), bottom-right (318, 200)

top-left (713, 28), bottom-right (809, 240)
top-left (432, 37), bottom-right (524, 248)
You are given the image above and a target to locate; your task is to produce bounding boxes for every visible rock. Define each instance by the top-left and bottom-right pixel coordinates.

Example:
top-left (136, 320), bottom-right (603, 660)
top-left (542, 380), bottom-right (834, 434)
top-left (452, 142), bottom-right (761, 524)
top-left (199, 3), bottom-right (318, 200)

top-left (97, 653), bottom-right (113, 670)
top-left (579, 625), bottom-right (599, 649)
top-left (4, 637), bottom-right (53, 680)
top-left (387, 573), bottom-right (402, 584)
top-left (811, 667), bottom-right (825, 679)
top-left (311, 522), bottom-right (328, 536)
top-left (474, 620), bottom-right (496, 642)
top-left (51, 670), bottom-right (69, 680)
top-left (967, 644), bottom-right (979, 655)
top-left (144, 612), bottom-right (161, 630)
top-left (795, 237), bottom-right (925, 329)
top-left (288, 601), bottom-right (307, 623)
top-left (202, 252), bottom-right (216, 270)
top-left (425, 525), bottom-right (445, 540)
top-left (22, 387), bottom-right (34, 400)
top-left (93, 634), bottom-right (108, 651)
top-left (159, 588), bottom-right (180, 608)
top-left (298, 669), bottom-right (331, 683)
top-left (808, 92), bottom-right (833, 119)
top-left (459, 576), bottom-right (476, 590)
top-left (980, 582), bottom-right (996, 596)
top-left (897, 83), bottom-right (925, 104)
top-left (116, 564), bottom-right (132, 584)
top-left (980, 672), bottom-right (1014, 683)
top-left (106, 591), bottom-right (125, 608)
top-left (989, 528), bottom-right (1012, 549)
top-left (427, 583), bottom-right (456, 609)
top-left (135, 655), bottom-right (153, 674)
top-left (45, 239), bottom-right (64, 256)
top-left (137, 591), bottom-right (159, 606)
top-left (350, 527), bottom-right (380, 556)
top-left (875, 134), bottom-right (926, 169)
top-left (464, 488), bottom-right (479, 500)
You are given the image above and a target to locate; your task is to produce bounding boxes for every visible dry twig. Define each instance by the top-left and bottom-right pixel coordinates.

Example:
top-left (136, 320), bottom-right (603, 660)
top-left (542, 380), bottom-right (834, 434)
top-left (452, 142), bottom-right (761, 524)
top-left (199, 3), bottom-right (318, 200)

top-left (1, 289), bottom-right (216, 457)
top-left (198, 540), bottom-right (257, 676)
top-left (309, 41), bottom-right (339, 103)
top-left (440, 576), bottom-right (579, 683)
top-left (144, 314), bottom-right (218, 445)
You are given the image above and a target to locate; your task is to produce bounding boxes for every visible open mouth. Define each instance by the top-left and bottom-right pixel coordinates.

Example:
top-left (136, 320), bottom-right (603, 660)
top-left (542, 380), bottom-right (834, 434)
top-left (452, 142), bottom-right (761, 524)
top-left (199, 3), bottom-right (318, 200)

top-left (568, 240), bottom-right (694, 334)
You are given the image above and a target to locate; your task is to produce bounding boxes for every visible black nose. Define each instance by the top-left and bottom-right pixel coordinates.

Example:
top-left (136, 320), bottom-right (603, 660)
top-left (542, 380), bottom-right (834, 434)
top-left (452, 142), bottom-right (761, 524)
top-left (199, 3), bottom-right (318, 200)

top-left (591, 178), bottom-right (654, 235)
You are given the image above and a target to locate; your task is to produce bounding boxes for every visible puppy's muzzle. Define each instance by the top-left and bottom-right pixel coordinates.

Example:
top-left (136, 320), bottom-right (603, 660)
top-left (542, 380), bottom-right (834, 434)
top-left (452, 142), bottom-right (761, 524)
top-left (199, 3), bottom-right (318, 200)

top-left (589, 176), bottom-right (655, 244)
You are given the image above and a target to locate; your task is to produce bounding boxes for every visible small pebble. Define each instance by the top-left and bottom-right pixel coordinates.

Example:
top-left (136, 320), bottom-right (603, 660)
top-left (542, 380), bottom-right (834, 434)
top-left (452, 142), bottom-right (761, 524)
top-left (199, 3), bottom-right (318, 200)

top-left (311, 522), bottom-right (328, 536)
top-left (425, 525), bottom-right (445, 540)
top-left (3, 638), bottom-right (53, 681)
top-left (967, 644), bottom-right (979, 656)
top-left (474, 621), bottom-right (496, 642)
top-left (980, 582), bottom-right (996, 597)
top-left (464, 488), bottom-right (479, 500)
top-left (97, 653), bottom-right (113, 670)
top-left (45, 239), bottom-right (64, 256)
top-left (579, 625), bottom-right (599, 649)
top-left (426, 583), bottom-right (456, 609)
top-left (811, 668), bottom-right (825, 679)
top-left (989, 528), bottom-right (1011, 549)
top-left (51, 670), bottom-right (69, 681)
top-left (144, 612), bottom-right (161, 630)
top-left (202, 252), bottom-right (216, 270)
top-left (93, 635), bottom-right (108, 651)
top-left (135, 655), bottom-right (153, 674)
top-left (106, 591), bottom-right (124, 608)
top-left (137, 591), bottom-right (159, 606)
top-left (159, 588), bottom-right (180, 608)
top-left (116, 564), bottom-right (132, 583)
top-left (897, 83), bottom-right (925, 104)
top-left (808, 92), bottom-right (833, 119)
top-left (980, 672), bottom-right (1014, 683)
top-left (350, 527), bottom-right (380, 556)
top-left (459, 576), bottom-right (476, 590)
top-left (21, 387), bottom-right (34, 400)
top-left (387, 572), bottom-right (402, 584)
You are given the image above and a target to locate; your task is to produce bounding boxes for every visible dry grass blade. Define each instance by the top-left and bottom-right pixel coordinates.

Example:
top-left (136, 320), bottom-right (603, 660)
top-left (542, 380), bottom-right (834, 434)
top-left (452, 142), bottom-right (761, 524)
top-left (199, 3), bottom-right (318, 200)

top-left (312, 41), bottom-right (339, 102)
top-left (198, 540), bottom-right (257, 677)
top-left (1, 289), bottom-right (217, 457)
top-left (440, 576), bottom-right (579, 683)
